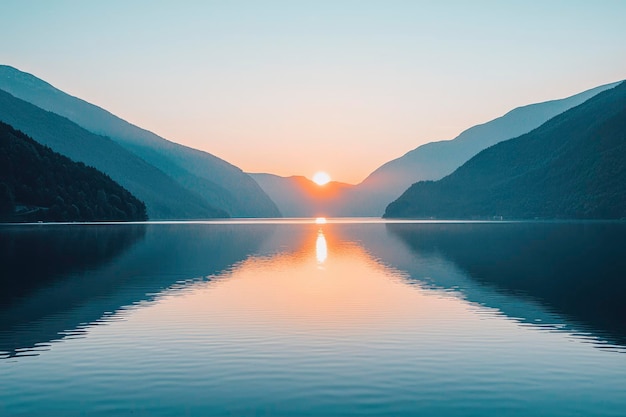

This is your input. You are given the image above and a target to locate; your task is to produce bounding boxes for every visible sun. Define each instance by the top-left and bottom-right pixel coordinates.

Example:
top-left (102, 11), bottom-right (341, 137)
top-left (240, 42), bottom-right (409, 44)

top-left (312, 171), bottom-right (331, 186)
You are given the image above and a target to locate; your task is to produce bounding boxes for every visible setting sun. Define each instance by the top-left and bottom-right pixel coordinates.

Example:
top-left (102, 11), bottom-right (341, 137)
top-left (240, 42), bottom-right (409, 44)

top-left (312, 171), bottom-right (331, 186)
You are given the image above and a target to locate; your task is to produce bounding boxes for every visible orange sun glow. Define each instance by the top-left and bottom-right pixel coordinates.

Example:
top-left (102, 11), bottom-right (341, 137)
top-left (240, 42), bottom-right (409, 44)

top-left (312, 171), bottom-right (331, 186)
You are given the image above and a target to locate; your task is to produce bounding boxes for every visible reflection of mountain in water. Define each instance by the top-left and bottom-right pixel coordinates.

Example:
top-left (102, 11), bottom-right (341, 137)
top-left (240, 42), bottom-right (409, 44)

top-left (384, 222), bottom-right (626, 349)
top-left (1, 224), bottom-right (146, 307)
top-left (0, 223), bottom-right (269, 358)
top-left (4, 221), bottom-right (625, 359)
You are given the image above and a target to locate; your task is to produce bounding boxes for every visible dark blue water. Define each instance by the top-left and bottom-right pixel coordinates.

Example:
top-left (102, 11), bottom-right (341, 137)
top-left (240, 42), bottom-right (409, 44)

top-left (1, 220), bottom-right (625, 416)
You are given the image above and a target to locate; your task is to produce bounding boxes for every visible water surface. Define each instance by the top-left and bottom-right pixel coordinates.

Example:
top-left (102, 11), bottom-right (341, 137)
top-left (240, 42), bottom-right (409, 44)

top-left (1, 220), bottom-right (625, 416)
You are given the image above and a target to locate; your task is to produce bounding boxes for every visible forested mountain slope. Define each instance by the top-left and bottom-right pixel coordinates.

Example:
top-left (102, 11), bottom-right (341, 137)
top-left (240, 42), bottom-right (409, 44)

top-left (340, 81), bottom-right (618, 216)
top-left (0, 89), bottom-right (226, 219)
top-left (0, 65), bottom-right (279, 218)
top-left (0, 121), bottom-right (147, 222)
top-left (384, 81), bottom-right (626, 219)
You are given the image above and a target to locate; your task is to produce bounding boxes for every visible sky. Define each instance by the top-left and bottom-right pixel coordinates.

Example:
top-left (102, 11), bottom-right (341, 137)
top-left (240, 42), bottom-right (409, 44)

top-left (1, 1), bottom-right (625, 184)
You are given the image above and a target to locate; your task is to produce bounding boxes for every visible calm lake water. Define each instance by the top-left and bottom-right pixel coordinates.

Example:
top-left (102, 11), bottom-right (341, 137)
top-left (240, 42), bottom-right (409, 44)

top-left (1, 220), bottom-right (626, 416)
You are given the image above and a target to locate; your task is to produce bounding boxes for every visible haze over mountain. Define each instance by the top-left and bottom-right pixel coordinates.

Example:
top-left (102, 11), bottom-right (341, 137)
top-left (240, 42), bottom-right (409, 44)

top-left (250, 173), bottom-right (351, 217)
top-left (0, 121), bottom-right (147, 222)
top-left (250, 81), bottom-right (618, 218)
top-left (384, 81), bottom-right (626, 219)
top-left (3, 64), bottom-right (620, 220)
top-left (0, 65), bottom-right (280, 218)
top-left (0, 89), bottom-right (225, 219)
top-left (343, 81), bottom-right (620, 216)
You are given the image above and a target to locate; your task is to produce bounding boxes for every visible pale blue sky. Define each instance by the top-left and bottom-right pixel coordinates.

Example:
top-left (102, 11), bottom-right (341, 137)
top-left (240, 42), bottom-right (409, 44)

top-left (1, 1), bottom-right (625, 183)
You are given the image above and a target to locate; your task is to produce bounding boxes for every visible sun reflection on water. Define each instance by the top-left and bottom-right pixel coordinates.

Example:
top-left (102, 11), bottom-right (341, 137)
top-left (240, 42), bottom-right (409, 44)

top-left (316, 231), bottom-right (327, 264)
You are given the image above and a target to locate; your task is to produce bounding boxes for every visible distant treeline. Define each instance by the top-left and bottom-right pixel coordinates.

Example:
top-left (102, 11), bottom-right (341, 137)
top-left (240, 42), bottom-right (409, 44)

top-left (0, 121), bottom-right (147, 222)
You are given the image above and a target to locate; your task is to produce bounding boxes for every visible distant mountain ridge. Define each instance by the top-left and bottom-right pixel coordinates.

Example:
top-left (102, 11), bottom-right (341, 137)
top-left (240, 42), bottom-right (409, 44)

top-left (250, 173), bottom-right (352, 217)
top-left (384, 81), bottom-right (626, 219)
top-left (0, 65), bottom-right (280, 218)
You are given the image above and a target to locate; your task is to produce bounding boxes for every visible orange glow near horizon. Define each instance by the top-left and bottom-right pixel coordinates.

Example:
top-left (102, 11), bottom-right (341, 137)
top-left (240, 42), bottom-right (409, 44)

top-left (312, 171), bottom-right (331, 186)
top-left (143, 224), bottom-right (471, 333)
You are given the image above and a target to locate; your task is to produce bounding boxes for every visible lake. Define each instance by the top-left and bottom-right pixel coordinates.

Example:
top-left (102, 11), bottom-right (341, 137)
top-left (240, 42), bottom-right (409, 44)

top-left (1, 220), bottom-right (625, 416)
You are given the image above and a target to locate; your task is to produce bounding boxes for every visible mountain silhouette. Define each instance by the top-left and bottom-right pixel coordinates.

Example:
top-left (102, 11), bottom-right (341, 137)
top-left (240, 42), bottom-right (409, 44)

top-left (385, 81), bottom-right (626, 219)
top-left (0, 121), bottom-right (147, 222)
top-left (247, 81), bottom-right (618, 217)
top-left (0, 89), bottom-right (226, 219)
top-left (0, 65), bottom-right (280, 218)
top-left (336, 82), bottom-right (618, 216)
top-left (250, 173), bottom-right (352, 217)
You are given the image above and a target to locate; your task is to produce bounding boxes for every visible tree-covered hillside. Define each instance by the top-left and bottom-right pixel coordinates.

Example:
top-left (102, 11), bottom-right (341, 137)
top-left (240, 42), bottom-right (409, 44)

top-left (338, 82), bottom-right (618, 216)
top-left (0, 65), bottom-right (280, 218)
top-left (384, 81), bottom-right (626, 219)
top-left (0, 121), bottom-right (147, 222)
top-left (0, 88), bottom-right (227, 219)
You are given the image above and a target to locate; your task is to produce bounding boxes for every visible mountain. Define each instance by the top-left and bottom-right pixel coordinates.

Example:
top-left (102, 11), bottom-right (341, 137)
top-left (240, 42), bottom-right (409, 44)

top-left (384, 81), bottom-right (626, 219)
top-left (0, 121), bottom-right (147, 221)
top-left (0, 65), bottom-right (280, 218)
top-left (0, 89), bottom-right (226, 219)
top-left (249, 82), bottom-right (618, 218)
top-left (341, 81), bottom-right (620, 216)
top-left (250, 173), bottom-right (352, 217)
